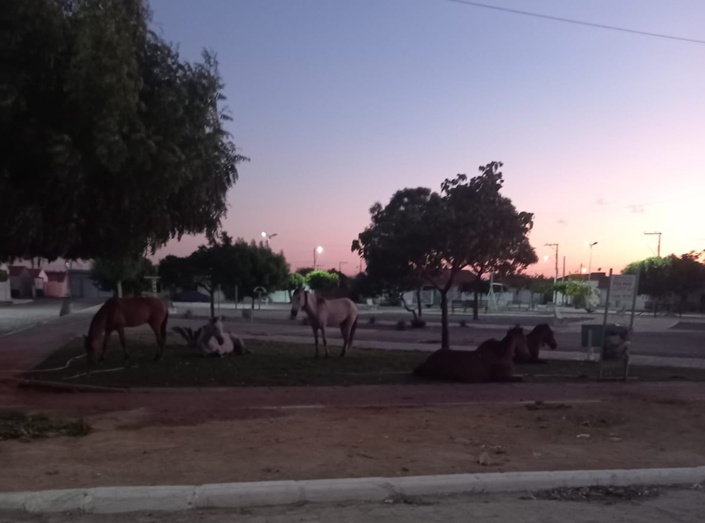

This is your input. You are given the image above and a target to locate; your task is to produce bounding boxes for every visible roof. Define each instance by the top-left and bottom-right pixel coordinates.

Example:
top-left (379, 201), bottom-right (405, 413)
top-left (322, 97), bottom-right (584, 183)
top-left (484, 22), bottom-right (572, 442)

top-left (45, 271), bottom-right (67, 283)
top-left (8, 266), bottom-right (30, 277)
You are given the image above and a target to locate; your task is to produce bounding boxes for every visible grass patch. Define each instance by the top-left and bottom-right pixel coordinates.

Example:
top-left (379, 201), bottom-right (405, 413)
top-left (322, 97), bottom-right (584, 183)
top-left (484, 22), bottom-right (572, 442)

top-left (0, 412), bottom-right (91, 442)
top-left (29, 335), bottom-right (705, 388)
top-left (30, 335), bottom-right (429, 388)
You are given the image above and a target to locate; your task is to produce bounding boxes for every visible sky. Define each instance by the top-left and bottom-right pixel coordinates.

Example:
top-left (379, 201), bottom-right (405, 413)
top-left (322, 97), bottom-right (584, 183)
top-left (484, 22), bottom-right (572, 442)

top-left (147, 0), bottom-right (705, 277)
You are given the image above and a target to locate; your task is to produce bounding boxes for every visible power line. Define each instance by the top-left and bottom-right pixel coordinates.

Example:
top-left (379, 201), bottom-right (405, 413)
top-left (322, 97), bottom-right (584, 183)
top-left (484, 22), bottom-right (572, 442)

top-left (444, 0), bottom-right (705, 45)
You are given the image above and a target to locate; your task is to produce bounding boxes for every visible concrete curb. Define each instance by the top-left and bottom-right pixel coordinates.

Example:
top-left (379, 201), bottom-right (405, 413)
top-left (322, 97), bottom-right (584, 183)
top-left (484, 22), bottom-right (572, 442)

top-left (2, 466), bottom-right (704, 514)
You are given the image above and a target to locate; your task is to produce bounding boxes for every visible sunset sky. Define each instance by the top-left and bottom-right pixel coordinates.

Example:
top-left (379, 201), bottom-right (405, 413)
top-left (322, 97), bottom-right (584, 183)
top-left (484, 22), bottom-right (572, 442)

top-left (148, 0), bottom-right (705, 277)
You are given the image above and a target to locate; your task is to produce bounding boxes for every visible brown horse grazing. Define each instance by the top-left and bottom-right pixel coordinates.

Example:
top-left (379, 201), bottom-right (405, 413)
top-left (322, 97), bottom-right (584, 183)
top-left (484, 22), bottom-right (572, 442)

top-left (513, 323), bottom-right (557, 364)
top-left (290, 288), bottom-right (358, 358)
top-left (413, 326), bottom-right (527, 383)
top-left (84, 297), bottom-right (169, 364)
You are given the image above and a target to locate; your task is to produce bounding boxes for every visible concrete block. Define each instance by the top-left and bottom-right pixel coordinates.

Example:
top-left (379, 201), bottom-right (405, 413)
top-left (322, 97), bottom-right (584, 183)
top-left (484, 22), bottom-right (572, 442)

top-left (0, 491), bottom-right (28, 512)
top-left (23, 489), bottom-right (84, 513)
top-left (193, 481), bottom-right (300, 509)
top-left (300, 477), bottom-right (391, 503)
top-left (84, 486), bottom-right (195, 514)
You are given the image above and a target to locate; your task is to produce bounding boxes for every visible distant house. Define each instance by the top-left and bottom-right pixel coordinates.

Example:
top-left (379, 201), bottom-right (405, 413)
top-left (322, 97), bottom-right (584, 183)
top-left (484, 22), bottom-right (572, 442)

top-left (68, 269), bottom-right (112, 300)
top-left (28, 268), bottom-right (48, 297)
top-left (0, 263), bottom-right (11, 303)
top-left (45, 271), bottom-right (68, 298)
top-left (9, 266), bottom-right (34, 299)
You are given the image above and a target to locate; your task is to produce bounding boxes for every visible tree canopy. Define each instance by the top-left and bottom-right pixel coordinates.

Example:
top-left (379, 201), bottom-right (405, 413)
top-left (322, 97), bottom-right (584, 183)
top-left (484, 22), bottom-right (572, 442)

top-left (353, 162), bottom-right (537, 348)
top-left (1, 0), bottom-right (247, 262)
top-left (158, 233), bottom-right (289, 316)
top-left (90, 256), bottom-right (156, 297)
top-left (624, 252), bottom-right (705, 312)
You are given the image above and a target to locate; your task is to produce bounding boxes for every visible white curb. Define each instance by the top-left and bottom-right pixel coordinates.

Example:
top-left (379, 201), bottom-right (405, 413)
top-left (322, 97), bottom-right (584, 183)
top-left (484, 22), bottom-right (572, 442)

top-left (1, 467), bottom-right (703, 514)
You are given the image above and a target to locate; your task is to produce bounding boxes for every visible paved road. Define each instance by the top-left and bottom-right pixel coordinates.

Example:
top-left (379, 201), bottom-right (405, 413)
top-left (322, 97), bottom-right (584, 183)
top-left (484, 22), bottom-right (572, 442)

top-left (2, 489), bottom-right (703, 522)
top-left (0, 299), bottom-right (99, 336)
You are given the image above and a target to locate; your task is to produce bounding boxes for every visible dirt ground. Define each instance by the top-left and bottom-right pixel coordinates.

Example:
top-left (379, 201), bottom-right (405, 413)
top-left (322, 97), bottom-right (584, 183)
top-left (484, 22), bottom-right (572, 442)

top-left (2, 391), bottom-right (704, 493)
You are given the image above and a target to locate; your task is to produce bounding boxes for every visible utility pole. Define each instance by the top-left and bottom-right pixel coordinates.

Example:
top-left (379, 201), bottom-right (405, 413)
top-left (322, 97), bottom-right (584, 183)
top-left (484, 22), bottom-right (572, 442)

top-left (545, 243), bottom-right (559, 303)
top-left (644, 232), bottom-right (662, 257)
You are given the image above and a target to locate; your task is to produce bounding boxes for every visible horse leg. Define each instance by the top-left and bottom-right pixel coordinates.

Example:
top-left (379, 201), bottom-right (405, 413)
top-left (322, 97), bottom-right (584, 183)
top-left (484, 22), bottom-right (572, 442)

top-left (151, 322), bottom-right (165, 361)
top-left (339, 324), bottom-right (348, 357)
top-left (312, 328), bottom-right (320, 358)
top-left (321, 327), bottom-right (330, 358)
top-left (117, 327), bottom-right (129, 362)
top-left (100, 330), bottom-right (112, 362)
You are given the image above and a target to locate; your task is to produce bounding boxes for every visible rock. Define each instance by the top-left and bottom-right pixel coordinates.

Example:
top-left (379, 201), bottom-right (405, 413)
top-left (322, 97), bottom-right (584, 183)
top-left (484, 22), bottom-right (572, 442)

top-left (478, 451), bottom-right (491, 466)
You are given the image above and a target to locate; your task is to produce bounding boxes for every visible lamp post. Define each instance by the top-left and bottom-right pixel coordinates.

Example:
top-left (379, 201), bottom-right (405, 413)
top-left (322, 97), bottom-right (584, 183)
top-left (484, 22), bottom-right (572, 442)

top-left (313, 245), bottom-right (323, 269)
top-left (587, 241), bottom-right (598, 282)
top-left (261, 231), bottom-right (278, 246)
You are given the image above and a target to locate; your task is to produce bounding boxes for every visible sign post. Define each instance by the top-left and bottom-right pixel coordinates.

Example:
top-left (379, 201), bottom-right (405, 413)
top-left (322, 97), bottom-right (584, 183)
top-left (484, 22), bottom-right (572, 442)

top-left (599, 270), bottom-right (638, 380)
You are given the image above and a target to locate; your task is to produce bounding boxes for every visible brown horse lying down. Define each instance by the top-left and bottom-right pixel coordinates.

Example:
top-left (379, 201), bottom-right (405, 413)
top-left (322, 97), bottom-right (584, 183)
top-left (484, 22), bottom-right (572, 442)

top-left (513, 323), bottom-right (557, 364)
top-left (413, 326), bottom-right (527, 383)
top-left (84, 297), bottom-right (169, 364)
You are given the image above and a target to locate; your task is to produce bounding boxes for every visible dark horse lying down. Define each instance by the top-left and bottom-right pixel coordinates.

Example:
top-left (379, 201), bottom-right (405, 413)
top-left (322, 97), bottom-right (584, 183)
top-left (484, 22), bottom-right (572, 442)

top-left (513, 323), bottom-right (557, 364)
top-left (413, 326), bottom-right (527, 383)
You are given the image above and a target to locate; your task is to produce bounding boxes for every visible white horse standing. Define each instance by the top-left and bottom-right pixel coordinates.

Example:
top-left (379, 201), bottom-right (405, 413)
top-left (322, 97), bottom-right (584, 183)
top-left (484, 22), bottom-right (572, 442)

top-left (290, 288), bottom-right (358, 358)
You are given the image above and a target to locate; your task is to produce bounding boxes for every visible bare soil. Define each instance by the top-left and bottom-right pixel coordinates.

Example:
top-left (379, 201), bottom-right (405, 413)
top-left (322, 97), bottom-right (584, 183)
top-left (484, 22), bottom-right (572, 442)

top-left (2, 394), bottom-right (704, 493)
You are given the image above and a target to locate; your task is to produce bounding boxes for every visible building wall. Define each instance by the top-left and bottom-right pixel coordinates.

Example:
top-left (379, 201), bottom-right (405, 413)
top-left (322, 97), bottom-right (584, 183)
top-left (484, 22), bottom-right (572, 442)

top-left (68, 270), bottom-right (112, 300)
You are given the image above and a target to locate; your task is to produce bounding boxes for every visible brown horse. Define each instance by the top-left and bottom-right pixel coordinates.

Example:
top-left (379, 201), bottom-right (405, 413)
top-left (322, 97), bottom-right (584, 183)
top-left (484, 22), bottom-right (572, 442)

top-left (513, 323), bottom-right (557, 364)
top-left (413, 326), bottom-right (527, 383)
top-left (290, 288), bottom-right (358, 358)
top-left (84, 297), bottom-right (169, 364)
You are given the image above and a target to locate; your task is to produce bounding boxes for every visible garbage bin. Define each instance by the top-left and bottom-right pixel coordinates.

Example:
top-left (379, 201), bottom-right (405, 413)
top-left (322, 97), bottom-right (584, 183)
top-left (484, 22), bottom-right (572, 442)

top-left (603, 323), bottom-right (631, 361)
top-left (581, 324), bottom-right (604, 348)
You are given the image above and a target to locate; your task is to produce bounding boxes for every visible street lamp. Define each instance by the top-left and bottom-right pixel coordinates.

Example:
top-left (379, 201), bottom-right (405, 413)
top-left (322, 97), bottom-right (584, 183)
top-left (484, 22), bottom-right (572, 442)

top-left (587, 241), bottom-right (598, 282)
top-left (313, 245), bottom-right (323, 269)
top-left (544, 243), bottom-right (559, 304)
top-left (261, 231), bottom-right (278, 246)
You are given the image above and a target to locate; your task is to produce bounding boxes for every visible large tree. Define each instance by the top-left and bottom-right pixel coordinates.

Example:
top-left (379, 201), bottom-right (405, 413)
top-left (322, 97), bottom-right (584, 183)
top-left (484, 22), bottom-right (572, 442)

top-left (353, 162), bottom-right (536, 349)
top-left (1, 0), bottom-right (247, 262)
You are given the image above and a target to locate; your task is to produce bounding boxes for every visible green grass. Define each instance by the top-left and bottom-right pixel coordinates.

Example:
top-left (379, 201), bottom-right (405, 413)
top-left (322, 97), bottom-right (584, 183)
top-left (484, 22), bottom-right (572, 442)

top-left (0, 412), bottom-right (91, 441)
top-left (28, 335), bottom-right (705, 388)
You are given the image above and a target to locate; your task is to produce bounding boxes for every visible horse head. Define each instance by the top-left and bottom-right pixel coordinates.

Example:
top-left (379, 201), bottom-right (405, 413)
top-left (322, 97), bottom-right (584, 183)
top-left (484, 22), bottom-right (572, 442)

top-left (290, 287), bottom-right (307, 319)
top-left (541, 323), bottom-right (558, 350)
top-left (83, 334), bottom-right (101, 365)
top-left (205, 316), bottom-right (226, 345)
top-left (508, 325), bottom-right (529, 359)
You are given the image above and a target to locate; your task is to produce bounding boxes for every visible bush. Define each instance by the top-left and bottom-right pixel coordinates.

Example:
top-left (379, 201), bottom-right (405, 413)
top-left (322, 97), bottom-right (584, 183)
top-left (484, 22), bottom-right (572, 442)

top-left (410, 318), bottom-right (426, 329)
top-left (395, 320), bottom-right (406, 331)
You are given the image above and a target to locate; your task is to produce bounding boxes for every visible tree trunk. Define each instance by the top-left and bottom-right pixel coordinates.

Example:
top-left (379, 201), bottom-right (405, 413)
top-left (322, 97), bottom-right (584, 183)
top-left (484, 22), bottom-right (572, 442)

top-left (440, 290), bottom-right (450, 349)
top-left (400, 294), bottom-right (419, 322)
top-left (209, 290), bottom-right (215, 318)
top-left (116, 281), bottom-right (123, 298)
top-left (415, 287), bottom-right (423, 319)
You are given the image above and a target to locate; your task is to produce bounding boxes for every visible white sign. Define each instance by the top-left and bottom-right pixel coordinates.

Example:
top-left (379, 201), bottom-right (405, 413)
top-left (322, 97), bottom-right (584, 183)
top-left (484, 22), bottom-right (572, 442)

top-left (610, 274), bottom-right (636, 304)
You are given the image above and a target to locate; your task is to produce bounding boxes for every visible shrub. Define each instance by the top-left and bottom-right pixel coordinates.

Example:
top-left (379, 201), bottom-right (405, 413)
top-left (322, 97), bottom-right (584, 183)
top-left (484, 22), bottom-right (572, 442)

top-left (410, 318), bottom-right (426, 328)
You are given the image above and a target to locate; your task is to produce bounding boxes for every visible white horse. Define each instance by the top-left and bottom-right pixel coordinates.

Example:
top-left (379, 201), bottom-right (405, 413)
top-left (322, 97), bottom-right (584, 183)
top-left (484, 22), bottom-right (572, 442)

top-left (173, 316), bottom-right (247, 357)
top-left (290, 288), bottom-right (358, 358)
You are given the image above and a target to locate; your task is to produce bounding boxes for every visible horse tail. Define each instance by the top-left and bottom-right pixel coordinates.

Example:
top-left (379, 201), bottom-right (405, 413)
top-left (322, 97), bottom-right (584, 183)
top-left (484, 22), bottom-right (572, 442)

top-left (349, 315), bottom-right (358, 346)
top-left (160, 306), bottom-right (169, 344)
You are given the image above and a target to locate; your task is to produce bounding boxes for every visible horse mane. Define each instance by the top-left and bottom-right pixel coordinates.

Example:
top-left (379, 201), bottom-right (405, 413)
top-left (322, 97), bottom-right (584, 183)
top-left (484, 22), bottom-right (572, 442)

top-left (87, 300), bottom-right (111, 338)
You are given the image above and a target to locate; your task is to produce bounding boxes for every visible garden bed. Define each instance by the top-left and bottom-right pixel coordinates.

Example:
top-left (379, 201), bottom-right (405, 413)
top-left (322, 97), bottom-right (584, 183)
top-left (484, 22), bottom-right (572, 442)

top-left (27, 335), bottom-right (705, 388)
